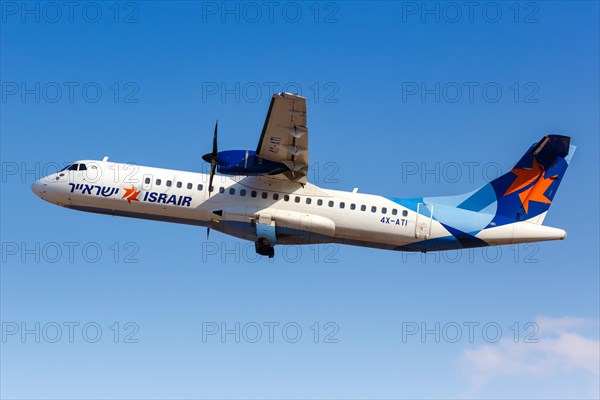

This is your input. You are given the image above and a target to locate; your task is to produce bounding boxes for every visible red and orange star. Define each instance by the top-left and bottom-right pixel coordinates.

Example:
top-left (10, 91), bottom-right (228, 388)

top-left (504, 160), bottom-right (557, 213)
top-left (122, 185), bottom-right (140, 204)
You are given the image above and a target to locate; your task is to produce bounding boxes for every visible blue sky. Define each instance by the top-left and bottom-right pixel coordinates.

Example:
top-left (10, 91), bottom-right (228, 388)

top-left (1, 1), bottom-right (599, 399)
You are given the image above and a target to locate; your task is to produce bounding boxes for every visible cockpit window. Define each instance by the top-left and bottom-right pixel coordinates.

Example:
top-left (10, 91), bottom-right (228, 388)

top-left (78, 164), bottom-right (87, 171)
top-left (60, 164), bottom-right (77, 172)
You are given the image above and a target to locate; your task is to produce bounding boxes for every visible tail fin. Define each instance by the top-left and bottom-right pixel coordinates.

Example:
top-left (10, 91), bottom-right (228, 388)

top-left (489, 135), bottom-right (575, 224)
top-left (450, 135), bottom-right (575, 225)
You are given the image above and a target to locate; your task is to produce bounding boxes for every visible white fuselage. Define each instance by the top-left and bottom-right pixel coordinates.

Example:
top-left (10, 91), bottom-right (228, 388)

top-left (32, 160), bottom-right (567, 253)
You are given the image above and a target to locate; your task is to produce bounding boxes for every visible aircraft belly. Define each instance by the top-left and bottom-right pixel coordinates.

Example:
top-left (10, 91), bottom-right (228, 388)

top-left (215, 207), bottom-right (336, 245)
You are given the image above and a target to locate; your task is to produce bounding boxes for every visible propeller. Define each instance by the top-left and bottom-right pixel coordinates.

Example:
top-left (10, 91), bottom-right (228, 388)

top-left (202, 119), bottom-right (219, 197)
top-left (202, 119), bottom-right (219, 240)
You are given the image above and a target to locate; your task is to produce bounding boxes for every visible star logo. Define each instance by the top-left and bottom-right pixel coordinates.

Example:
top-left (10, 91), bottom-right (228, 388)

top-left (122, 185), bottom-right (140, 204)
top-left (504, 159), bottom-right (544, 196)
top-left (503, 160), bottom-right (557, 213)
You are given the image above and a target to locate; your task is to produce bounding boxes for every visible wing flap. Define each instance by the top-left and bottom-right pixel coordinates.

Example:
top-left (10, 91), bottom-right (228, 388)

top-left (256, 93), bottom-right (308, 183)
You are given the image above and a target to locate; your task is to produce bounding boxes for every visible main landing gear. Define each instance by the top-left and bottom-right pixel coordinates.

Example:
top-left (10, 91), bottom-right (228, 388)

top-left (255, 215), bottom-right (276, 258)
top-left (255, 237), bottom-right (275, 258)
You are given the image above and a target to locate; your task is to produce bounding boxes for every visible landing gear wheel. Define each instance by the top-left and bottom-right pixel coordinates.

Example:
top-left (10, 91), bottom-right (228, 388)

top-left (255, 237), bottom-right (275, 258)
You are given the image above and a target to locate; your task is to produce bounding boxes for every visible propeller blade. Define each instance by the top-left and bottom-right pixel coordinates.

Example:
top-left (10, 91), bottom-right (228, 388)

top-left (206, 227), bottom-right (210, 240)
top-left (212, 119), bottom-right (218, 157)
top-left (203, 118), bottom-right (219, 197)
top-left (208, 159), bottom-right (216, 196)
top-left (203, 119), bottom-right (218, 163)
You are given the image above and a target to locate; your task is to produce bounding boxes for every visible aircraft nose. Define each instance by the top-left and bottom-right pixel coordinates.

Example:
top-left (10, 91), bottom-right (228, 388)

top-left (31, 179), bottom-right (46, 198)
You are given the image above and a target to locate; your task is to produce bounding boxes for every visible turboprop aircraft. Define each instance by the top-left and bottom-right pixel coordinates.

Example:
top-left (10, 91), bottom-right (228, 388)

top-left (32, 92), bottom-right (575, 258)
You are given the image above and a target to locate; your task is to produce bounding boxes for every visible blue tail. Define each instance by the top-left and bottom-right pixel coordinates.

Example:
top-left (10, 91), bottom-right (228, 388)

top-left (456, 135), bottom-right (575, 225)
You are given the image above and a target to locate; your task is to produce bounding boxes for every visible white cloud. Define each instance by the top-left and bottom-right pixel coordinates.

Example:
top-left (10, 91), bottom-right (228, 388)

top-left (460, 316), bottom-right (600, 398)
top-left (535, 316), bottom-right (597, 333)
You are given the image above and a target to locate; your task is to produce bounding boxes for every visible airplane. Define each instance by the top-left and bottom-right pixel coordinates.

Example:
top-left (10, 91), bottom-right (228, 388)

top-left (32, 92), bottom-right (575, 258)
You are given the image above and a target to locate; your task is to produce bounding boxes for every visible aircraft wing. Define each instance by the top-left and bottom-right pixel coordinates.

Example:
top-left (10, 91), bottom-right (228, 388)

top-left (256, 92), bottom-right (308, 183)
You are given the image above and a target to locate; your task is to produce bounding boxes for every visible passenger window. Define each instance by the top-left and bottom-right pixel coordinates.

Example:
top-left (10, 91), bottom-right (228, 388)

top-left (402, 210), bottom-right (408, 217)
top-left (177, 182), bottom-right (182, 188)
top-left (197, 184), bottom-right (203, 191)
top-left (251, 191), bottom-right (257, 198)
top-left (340, 202), bottom-right (345, 209)
top-left (382, 207), bottom-right (387, 214)
top-left (219, 187), bottom-right (225, 194)
top-left (156, 179), bottom-right (162, 186)
top-left (328, 201), bottom-right (334, 207)
top-left (187, 183), bottom-right (192, 190)
top-left (361, 205), bottom-right (366, 211)
top-left (350, 203), bottom-right (356, 210)
top-left (145, 177), bottom-right (151, 184)
top-left (284, 195), bottom-right (290, 201)
top-left (78, 164), bottom-right (87, 171)
top-left (306, 198), bottom-right (312, 205)
top-left (229, 188), bottom-right (235, 195)
top-left (273, 193), bottom-right (279, 200)
top-left (317, 199), bottom-right (323, 206)
top-left (392, 209), bottom-right (398, 216)
top-left (262, 192), bottom-right (268, 199)
top-left (68, 164), bottom-right (78, 171)
top-left (371, 206), bottom-right (377, 213)
top-left (240, 189), bottom-right (246, 196)
top-left (295, 196), bottom-right (300, 203)
top-left (166, 180), bottom-right (172, 187)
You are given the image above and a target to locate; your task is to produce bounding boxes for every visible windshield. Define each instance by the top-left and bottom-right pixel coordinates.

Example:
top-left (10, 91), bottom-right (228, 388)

top-left (58, 163), bottom-right (89, 173)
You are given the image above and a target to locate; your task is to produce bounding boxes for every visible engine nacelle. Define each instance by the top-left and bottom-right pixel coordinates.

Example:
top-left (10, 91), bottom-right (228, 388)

top-left (215, 150), bottom-right (288, 176)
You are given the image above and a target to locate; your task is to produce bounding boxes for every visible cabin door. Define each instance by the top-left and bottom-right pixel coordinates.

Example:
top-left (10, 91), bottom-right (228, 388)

top-left (415, 203), bottom-right (434, 239)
